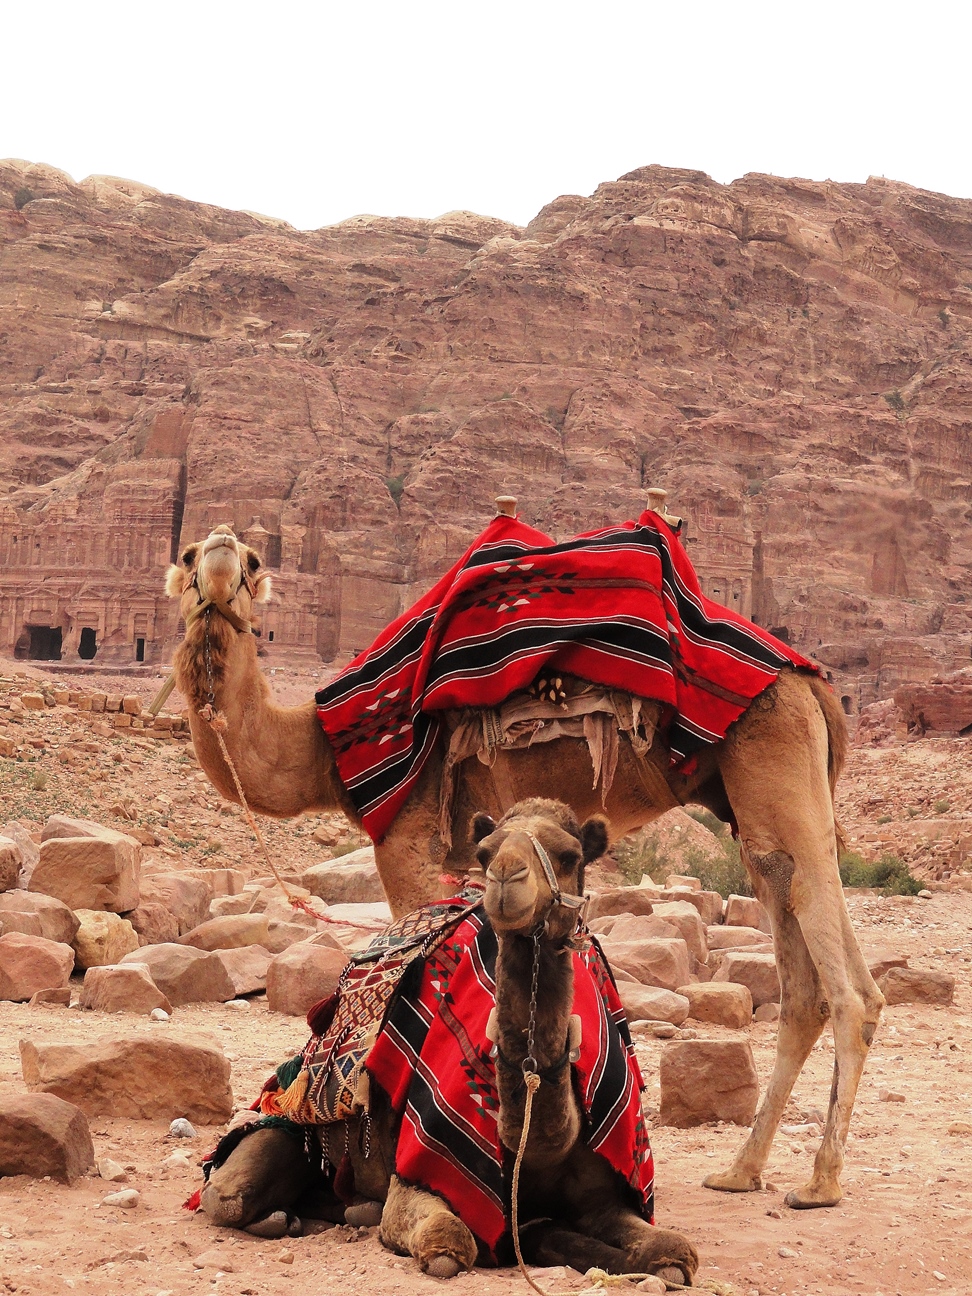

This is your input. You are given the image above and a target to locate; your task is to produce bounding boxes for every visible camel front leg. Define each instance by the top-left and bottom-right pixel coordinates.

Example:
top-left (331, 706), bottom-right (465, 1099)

top-left (704, 895), bottom-right (828, 1194)
top-left (379, 1174), bottom-right (477, 1278)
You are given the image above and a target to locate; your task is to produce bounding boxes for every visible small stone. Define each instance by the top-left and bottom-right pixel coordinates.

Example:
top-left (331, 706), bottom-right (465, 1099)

top-left (754, 1002), bottom-right (781, 1023)
top-left (933, 1272), bottom-right (947, 1282)
top-left (163, 1152), bottom-right (192, 1169)
top-left (651, 1022), bottom-right (678, 1039)
top-left (947, 1121), bottom-right (972, 1135)
top-left (766, 1209), bottom-right (781, 1219)
top-left (764, 1181), bottom-right (779, 1192)
top-left (917, 889), bottom-right (933, 899)
top-left (101, 1188), bottom-right (139, 1208)
top-left (878, 1089), bottom-right (906, 1103)
top-left (150, 1008), bottom-right (170, 1022)
top-left (778, 1246), bottom-right (799, 1258)
top-left (168, 1118), bottom-right (197, 1138)
top-left (225, 998), bottom-right (250, 1010)
top-left (192, 1249), bottom-right (236, 1272)
top-left (98, 1157), bottom-right (127, 1182)
top-left (277, 1249), bottom-right (294, 1264)
top-left (28, 986), bottom-right (71, 1008)
top-left (635, 1279), bottom-right (667, 1294)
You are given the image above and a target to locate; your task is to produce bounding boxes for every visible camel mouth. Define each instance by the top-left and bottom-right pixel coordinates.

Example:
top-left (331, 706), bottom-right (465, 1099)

top-left (484, 878), bottom-right (539, 932)
top-left (203, 533), bottom-right (240, 555)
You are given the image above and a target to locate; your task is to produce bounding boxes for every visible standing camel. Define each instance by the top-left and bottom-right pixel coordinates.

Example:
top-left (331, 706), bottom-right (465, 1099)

top-left (200, 799), bottom-right (699, 1285)
top-left (164, 509), bottom-right (883, 1211)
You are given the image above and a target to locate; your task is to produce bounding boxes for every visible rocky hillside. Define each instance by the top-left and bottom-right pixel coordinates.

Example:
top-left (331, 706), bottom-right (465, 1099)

top-left (3, 158), bottom-right (972, 706)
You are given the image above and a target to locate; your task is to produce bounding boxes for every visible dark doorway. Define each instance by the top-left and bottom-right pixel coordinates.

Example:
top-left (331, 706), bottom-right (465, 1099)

top-left (268, 630), bottom-right (274, 642)
top-left (841, 695), bottom-right (853, 715)
top-left (78, 627), bottom-right (98, 660)
top-left (28, 626), bottom-right (62, 660)
top-left (135, 637), bottom-right (145, 662)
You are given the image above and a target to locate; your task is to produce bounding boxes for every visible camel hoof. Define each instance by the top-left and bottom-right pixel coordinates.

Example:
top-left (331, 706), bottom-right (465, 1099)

top-left (345, 1200), bottom-right (384, 1227)
top-left (655, 1267), bottom-right (688, 1289)
top-left (702, 1169), bottom-right (761, 1194)
top-left (244, 1211), bottom-right (290, 1238)
top-left (425, 1256), bottom-right (462, 1279)
top-left (785, 1185), bottom-right (842, 1210)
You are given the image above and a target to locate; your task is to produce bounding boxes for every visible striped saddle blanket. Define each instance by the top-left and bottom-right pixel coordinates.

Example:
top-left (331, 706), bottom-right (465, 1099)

top-left (316, 508), bottom-right (815, 842)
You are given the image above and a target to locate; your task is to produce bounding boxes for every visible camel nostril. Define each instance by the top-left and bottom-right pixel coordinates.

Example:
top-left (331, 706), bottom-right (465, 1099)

top-left (485, 866), bottom-right (530, 886)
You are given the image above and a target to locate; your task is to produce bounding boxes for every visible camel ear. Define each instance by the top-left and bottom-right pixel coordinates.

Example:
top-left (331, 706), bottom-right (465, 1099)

top-left (180, 543), bottom-right (199, 568)
top-left (471, 813), bottom-right (497, 843)
top-left (164, 564), bottom-right (185, 597)
top-left (579, 814), bottom-right (609, 864)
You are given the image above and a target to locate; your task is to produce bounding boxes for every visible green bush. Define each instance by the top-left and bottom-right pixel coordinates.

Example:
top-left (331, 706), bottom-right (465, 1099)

top-left (614, 828), bottom-right (752, 898)
top-left (933, 799), bottom-right (950, 814)
top-left (385, 474), bottom-right (406, 506)
top-left (884, 390), bottom-right (905, 412)
top-left (838, 851), bottom-right (922, 895)
top-left (14, 187), bottom-right (34, 210)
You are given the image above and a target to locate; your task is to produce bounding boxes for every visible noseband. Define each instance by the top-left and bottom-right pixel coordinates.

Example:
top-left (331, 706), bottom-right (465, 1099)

top-left (521, 831), bottom-right (588, 931)
top-left (182, 560), bottom-right (257, 635)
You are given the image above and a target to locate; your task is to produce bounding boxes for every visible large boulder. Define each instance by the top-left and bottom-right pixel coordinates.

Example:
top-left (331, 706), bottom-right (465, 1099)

top-left (878, 966), bottom-right (955, 1006)
top-left (266, 944), bottom-right (348, 1016)
top-left (658, 888), bottom-right (724, 926)
top-left (600, 937), bottom-right (693, 993)
top-left (118, 944), bottom-right (234, 1005)
top-left (180, 914), bottom-right (271, 951)
top-left (724, 894), bottom-right (771, 933)
top-left (586, 888), bottom-right (657, 921)
top-left (72, 910), bottom-right (140, 970)
top-left (0, 932), bottom-right (74, 1002)
top-left (650, 901), bottom-right (708, 961)
top-left (214, 945), bottom-right (271, 996)
top-left (0, 822), bottom-right (40, 878)
top-left (710, 951), bottom-right (780, 1007)
top-left (659, 1039), bottom-right (759, 1126)
top-left (589, 913), bottom-right (681, 942)
top-left (678, 981), bottom-right (753, 1029)
top-left (706, 925), bottom-right (768, 951)
top-left (126, 902), bottom-right (180, 946)
top-left (616, 982), bottom-right (690, 1026)
top-left (301, 846), bottom-right (385, 904)
top-left (79, 964), bottom-right (173, 1014)
top-left (138, 873), bottom-right (211, 935)
top-left (0, 837), bottom-right (22, 891)
top-left (30, 823), bottom-right (140, 913)
top-left (0, 1093), bottom-right (94, 1183)
top-left (0, 892), bottom-right (80, 945)
top-left (20, 1035), bottom-right (233, 1123)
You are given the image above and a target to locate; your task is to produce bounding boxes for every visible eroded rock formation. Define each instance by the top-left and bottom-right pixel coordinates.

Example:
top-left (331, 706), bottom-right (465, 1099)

top-left (3, 158), bottom-right (972, 705)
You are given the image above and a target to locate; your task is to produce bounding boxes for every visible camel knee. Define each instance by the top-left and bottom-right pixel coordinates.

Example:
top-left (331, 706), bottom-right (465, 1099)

top-left (200, 1127), bottom-right (314, 1229)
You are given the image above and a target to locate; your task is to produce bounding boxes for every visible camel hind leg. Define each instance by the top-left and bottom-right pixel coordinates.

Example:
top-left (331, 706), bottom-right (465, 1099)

top-left (711, 669), bottom-right (883, 1209)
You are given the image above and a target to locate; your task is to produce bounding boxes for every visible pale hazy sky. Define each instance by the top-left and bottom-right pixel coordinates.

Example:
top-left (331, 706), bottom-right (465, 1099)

top-left (5, 0), bottom-right (971, 229)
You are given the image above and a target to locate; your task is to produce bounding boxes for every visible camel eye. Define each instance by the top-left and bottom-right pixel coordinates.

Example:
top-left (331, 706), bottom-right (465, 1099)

top-left (559, 848), bottom-right (580, 872)
top-left (247, 552), bottom-right (261, 572)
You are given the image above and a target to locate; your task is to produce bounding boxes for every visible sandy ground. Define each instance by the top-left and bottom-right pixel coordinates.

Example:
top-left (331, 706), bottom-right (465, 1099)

top-left (0, 890), bottom-right (970, 1296)
top-left (2, 658), bottom-right (972, 1295)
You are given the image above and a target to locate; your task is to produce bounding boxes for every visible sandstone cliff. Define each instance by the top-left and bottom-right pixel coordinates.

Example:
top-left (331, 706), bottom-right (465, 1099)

top-left (3, 158), bottom-right (972, 708)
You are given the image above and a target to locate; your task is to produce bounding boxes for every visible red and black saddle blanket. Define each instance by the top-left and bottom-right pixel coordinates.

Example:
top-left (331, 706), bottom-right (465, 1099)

top-left (316, 508), bottom-right (816, 842)
top-left (254, 896), bottom-right (655, 1262)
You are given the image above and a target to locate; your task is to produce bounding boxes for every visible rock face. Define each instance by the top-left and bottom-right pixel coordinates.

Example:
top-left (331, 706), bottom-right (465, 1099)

top-left (29, 826), bottom-right (140, 913)
top-left (20, 1035), bottom-right (233, 1123)
top-left (138, 874), bottom-right (211, 935)
top-left (0, 932), bottom-right (75, 1001)
top-left (0, 1093), bottom-right (94, 1183)
top-left (659, 1039), bottom-right (760, 1127)
top-left (5, 157), bottom-right (972, 710)
top-left (0, 837), bottom-right (22, 890)
top-left (301, 848), bottom-right (385, 904)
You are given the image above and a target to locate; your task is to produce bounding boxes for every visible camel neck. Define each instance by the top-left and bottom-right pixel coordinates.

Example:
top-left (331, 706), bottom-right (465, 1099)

top-left (493, 930), bottom-right (581, 1166)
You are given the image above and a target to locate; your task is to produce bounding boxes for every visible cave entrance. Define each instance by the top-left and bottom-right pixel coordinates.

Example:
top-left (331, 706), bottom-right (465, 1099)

top-left (27, 626), bottom-right (62, 661)
top-left (78, 627), bottom-right (98, 660)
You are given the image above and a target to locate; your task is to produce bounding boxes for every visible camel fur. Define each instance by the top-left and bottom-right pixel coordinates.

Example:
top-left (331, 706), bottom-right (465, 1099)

top-left (200, 800), bottom-right (698, 1285)
top-left (168, 525), bottom-right (882, 1212)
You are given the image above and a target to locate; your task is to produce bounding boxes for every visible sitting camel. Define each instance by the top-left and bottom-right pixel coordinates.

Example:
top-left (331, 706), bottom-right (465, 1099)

top-left (165, 509), bottom-right (882, 1211)
top-left (200, 799), bottom-right (699, 1285)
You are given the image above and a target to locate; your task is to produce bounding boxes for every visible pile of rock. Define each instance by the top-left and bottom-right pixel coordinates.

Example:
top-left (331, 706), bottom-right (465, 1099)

top-left (0, 681), bottom-right (189, 758)
top-left (0, 810), bottom-right (391, 1017)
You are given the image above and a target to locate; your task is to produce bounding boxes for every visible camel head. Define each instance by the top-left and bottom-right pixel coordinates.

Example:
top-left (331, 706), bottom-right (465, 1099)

top-left (472, 798), bottom-right (608, 940)
top-left (165, 525), bottom-right (271, 626)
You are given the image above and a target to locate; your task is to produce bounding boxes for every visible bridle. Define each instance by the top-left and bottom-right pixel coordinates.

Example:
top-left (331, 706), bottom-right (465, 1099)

top-left (147, 552), bottom-right (258, 717)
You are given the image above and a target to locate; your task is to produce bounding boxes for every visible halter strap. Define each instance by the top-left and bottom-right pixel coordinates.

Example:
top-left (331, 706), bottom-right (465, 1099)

top-left (522, 831), bottom-right (586, 913)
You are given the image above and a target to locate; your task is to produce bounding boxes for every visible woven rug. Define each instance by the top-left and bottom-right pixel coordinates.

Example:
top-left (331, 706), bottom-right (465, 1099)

top-left (316, 508), bottom-right (816, 842)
